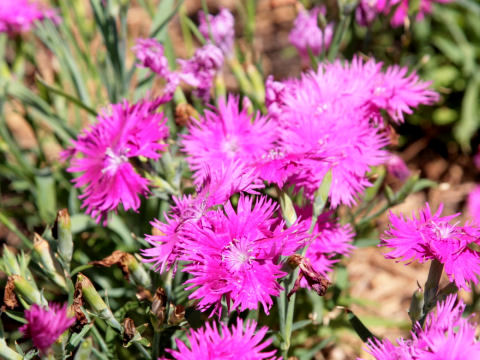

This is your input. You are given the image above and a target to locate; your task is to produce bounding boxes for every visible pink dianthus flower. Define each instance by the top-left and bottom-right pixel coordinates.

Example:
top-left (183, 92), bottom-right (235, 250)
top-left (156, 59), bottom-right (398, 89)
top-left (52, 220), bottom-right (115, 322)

top-left (381, 203), bottom-right (480, 291)
top-left (199, 8), bottom-right (235, 56)
top-left (0, 0), bottom-right (58, 34)
top-left (182, 195), bottom-right (308, 316)
top-left (166, 319), bottom-right (279, 360)
top-left (142, 161), bottom-right (262, 273)
top-left (288, 6), bottom-right (334, 64)
top-left (178, 43), bottom-right (224, 101)
top-left (63, 100), bottom-right (169, 225)
top-left (375, 0), bottom-right (452, 28)
top-left (20, 303), bottom-right (75, 353)
top-left (267, 57), bottom-right (437, 205)
top-left (361, 295), bottom-right (480, 359)
top-left (181, 96), bottom-right (278, 185)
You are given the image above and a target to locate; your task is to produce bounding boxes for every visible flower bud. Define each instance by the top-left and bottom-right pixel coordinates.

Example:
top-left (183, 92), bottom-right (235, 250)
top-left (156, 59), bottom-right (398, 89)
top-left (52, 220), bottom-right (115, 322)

top-left (175, 103), bottom-right (199, 127)
top-left (168, 304), bottom-right (185, 325)
top-left (33, 233), bottom-right (67, 291)
top-left (279, 190), bottom-right (297, 228)
top-left (150, 288), bottom-right (167, 330)
top-left (408, 288), bottom-right (424, 323)
top-left (7, 274), bottom-right (44, 307)
top-left (76, 273), bottom-right (121, 331)
top-left (386, 154), bottom-right (410, 181)
top-left (1, 244), bottom-right (21, 275)
top-left (54, 209), bottom-right (73, 271)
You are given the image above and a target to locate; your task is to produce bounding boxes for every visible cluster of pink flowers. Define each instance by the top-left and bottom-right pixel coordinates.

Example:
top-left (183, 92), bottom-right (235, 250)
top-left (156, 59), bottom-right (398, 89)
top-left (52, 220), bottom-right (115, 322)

top-left (381, 203), bottom-right (480, 290)
top-left (263, 57), bottom-right (437, 206)
top-left (356, 0), bottom-right (452, 28)
top-left (63, 99), bottom-right (169, 225)
top-left (134, 8), bottom-right (234, 102)
top-left (361, 295), bottom-right (480, 359)
top-left (144, 190), bottom-right (308, 315)
top-left (161, 319), bottom-right (279, 359)
top-left (20, 303), bottom-right (75, 353)
top-left (0, 0), bottom-right (58, 34)
top-left (289, 6), bottom-right (334, 63)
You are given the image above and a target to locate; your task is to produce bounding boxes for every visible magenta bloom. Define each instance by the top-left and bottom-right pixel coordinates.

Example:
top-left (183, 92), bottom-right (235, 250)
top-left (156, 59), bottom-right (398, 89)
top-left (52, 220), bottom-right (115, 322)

top-left (199, 8), bottom-right (235, 55)
top-left (361, 295), bottom-right (480, 359)
top-left (0, 0), bottom-right (58, 34)
top-left (355, 0), bottom-right (378, 27)
top-left (142, 161), bottom-right (261, 273)
top-left (267, 57), bottom-right (437, 205)
top-left (376, 0), bottom-right (452, 28)
top-left (289, 6), bottom-right (334, 63)
top-left (20, 303), bottom-right (75, 353)
top-left (381, 203), bottom-right (480, 291)
top-left (133, 38), bottom-right (170, 77)
top-left (64, 100), bottom-right (169, 225)
top-left (182, 195), bottom-right (307, 315)
top-left (178, 43), bottom-right (224, 101)
top-left (181, 96), bottom-right (278, 185)
top-left (166, 319), bottom-right (279, 360)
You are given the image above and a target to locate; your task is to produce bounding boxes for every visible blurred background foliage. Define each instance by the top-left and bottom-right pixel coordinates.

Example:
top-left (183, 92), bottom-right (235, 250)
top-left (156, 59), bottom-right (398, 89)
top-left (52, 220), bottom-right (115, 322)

top-left (0, 0), bottom-right (479, 359)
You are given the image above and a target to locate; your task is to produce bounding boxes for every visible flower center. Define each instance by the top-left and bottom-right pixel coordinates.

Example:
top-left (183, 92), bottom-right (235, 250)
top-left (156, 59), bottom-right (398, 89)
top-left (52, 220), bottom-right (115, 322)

top-left (102, 147), bottom-right (128, 176)
top-left (221, 137), bottom-right (239, 156)
top-left (222, 238), bottom-right (254, 272)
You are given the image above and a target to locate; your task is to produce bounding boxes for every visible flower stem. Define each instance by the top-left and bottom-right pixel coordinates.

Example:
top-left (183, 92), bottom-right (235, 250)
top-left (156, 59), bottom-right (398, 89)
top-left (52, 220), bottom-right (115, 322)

top-left (419, 259), bottom-right (444, 326)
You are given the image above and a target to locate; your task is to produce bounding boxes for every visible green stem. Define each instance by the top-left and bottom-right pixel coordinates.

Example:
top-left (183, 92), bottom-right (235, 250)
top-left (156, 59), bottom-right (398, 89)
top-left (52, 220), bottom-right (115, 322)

top-left (152, 330), bottom-right (162, 359)
top-left (327, 11), bottom-right (352, 62)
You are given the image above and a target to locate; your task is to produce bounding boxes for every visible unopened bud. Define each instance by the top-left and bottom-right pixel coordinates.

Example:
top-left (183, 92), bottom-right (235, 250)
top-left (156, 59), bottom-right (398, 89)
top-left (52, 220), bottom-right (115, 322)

top-left (33, 233), bottom-right (67, 291)
top-left (2, 245), bottom-right (20, 275)
top-left (175, 103), bottom-right (198, 127)
top-left (168, 304), bottom-right (185, 325)
top-left (150, 288), bottom-right (167, 330)
top-left (279, 191), bottom-right (298, 227)
top-left (54, 209), bottom-right (73, 271)
top-left (408, 288), bottom-right (424, 323)
top-left (76, 273), bottom-right (121, 331)
top-left (126, 254), bottom-right (152, 288)
top-left (8, 274), bottom-right (44, 307)
top-left (386, 155), bottom-right (410, 181)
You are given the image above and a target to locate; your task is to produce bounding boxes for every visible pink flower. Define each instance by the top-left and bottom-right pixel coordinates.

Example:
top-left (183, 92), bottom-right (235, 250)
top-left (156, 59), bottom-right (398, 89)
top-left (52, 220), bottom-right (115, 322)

top-left (376, 0), bottom-right (452, 28)
top-left (182, 195), bottom-right (307, 315)
top-left (361, 295), bottom-right (480, 359)
top-left (181, 96), bottom-right (278, 184)
top-left (199, 8), bottom-right (235, 55)
top-left (267, 57), bottom-right (437, 205)
top-left (142, 161), bottom-right (261, 273)
top-left (381, 203), bottom-right (480, 291)
top-left (166, 319), bottom-right (279, 359)
top-left (63, 100), bottom-right (169, 225)
top-left (133, 38), bottom-right (170, 77)
top-left (289, 7), bottom-right (334, 63)
top-left (0, 0), bottom-right (58, 34)
top-left (178, 43), bottom-right (224, 101)
top-left (355, 0), bottom-right (378, 27)
top-left (20, 303), bottom-right (75, 353)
